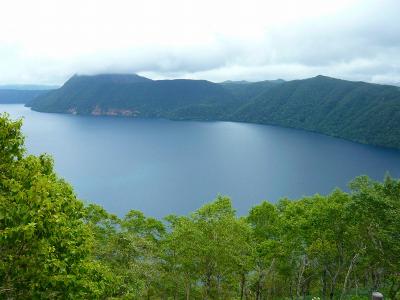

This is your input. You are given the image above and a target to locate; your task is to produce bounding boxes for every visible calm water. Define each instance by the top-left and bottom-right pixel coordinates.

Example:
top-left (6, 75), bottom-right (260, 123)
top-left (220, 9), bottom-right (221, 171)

top-left (2, 104), bottom-right (400, 217)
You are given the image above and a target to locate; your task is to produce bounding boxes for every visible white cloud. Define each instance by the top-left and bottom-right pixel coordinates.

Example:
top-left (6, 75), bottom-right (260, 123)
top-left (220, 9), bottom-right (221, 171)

top-left (0, 0), bottom-right (399, 85)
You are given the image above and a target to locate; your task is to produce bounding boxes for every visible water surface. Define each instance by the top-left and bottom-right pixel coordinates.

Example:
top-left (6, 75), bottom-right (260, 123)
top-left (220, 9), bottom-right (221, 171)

top-left (2, 104), bottom-right (400, 217)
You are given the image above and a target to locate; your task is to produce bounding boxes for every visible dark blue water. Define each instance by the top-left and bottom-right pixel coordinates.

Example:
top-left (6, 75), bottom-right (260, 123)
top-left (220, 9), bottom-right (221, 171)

top-left (2, 104), bottom-right (400, 218)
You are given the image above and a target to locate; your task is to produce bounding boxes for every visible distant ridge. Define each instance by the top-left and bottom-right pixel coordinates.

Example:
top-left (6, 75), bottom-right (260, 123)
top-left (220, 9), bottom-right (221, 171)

top-left (0, 89), bottom-right (52, 104)
top-left (0, 84), bottom-right (57, 104)
top-left (66, 73), bottom-right (152, 85)
top-left (220, 80), bottom-right (251, 84)
top-left (28, 73), bottom-right (400, 149)
top-left (0, 84), bottom-right (59, 90)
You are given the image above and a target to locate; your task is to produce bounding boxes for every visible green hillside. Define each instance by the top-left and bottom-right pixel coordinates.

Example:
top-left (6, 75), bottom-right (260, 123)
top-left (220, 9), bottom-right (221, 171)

top-left (233, 75), bottom-right (400, 149)
top-left (28, 74), bottom-right (400, 149)
top-left (29, 74), bottom-right (238, 120)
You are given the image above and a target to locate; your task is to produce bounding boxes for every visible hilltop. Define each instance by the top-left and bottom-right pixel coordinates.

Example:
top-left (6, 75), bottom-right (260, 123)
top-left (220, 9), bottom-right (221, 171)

top-left (28, 74), bottom-right (238, 120)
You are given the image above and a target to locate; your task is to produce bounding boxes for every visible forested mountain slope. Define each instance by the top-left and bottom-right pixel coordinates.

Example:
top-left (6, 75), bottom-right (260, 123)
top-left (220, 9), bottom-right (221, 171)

top-left (28, 74), bottom-right (400, 149)
top-left (28, 74), bottom-right (239, 120)
top-left (233, 75), bottom-right (400, 149)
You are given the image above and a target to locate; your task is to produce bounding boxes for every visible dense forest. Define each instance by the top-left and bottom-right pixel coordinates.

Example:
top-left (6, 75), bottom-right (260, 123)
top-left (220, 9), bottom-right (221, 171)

top-left (1, 113), bottom-right (399, 299)
top-left (28, 74), bottom-right (400, 149)
top-left (27, 74), bottom-right (240, 120)
top-left (232, 76), bottom-right (400, 150)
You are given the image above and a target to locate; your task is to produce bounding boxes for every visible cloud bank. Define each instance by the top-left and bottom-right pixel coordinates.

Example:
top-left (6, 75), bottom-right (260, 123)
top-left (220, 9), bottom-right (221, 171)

top-left (0, 0), bottom-right (399, 85)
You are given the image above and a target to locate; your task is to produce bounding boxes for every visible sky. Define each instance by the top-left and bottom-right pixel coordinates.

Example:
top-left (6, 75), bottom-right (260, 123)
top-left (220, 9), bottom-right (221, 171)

top-left (0, 0), bottom-right (399, 85)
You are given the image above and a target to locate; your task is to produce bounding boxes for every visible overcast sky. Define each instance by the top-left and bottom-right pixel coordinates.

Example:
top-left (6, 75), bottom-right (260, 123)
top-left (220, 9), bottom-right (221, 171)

top-left (0, 0), bottom-right (399, 85)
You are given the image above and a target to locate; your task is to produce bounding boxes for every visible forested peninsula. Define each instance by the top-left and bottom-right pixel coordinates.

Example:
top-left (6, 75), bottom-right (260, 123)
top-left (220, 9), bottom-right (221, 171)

top-left (27, 74), bottom-right (400, 149)
top-left (1, 113), bottom-right (399, 299)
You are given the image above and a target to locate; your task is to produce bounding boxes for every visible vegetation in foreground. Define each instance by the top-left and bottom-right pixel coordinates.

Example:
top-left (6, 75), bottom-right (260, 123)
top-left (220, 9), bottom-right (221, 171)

top-left (1, 113), bottom-right (399, 299)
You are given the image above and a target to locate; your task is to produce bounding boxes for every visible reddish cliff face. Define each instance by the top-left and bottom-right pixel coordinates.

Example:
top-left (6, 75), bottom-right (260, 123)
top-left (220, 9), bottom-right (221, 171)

top-left (90, 105), bottom-right (139, 117)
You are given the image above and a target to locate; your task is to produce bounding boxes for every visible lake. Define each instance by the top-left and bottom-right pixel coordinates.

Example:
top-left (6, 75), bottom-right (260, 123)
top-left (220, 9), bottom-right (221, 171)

top-left (2, 104), bottom-right (400, 218)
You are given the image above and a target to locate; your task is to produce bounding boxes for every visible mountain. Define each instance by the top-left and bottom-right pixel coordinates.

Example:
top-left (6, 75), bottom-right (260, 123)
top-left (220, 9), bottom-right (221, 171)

top-left (28, 74), bottom-right (400, 149)
top-left (0, 89), bottom-right (52, 104)
top-left (232, 75), bottom-right (400, 149)
top-left (29, 74), bottom-right (238, 120)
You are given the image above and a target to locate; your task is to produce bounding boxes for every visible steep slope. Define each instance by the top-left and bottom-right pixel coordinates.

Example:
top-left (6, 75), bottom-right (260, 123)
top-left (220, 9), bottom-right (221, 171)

top-left (29, 74), bottom-right (238, 120)
top-left (232, 75), bottom-right (400, 149)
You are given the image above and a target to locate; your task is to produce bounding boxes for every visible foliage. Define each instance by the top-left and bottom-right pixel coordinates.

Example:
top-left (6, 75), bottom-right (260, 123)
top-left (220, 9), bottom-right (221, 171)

top-left (1, 113), bottom-right (399, 299)
top-left (0, 113), bottom-right (111, 299)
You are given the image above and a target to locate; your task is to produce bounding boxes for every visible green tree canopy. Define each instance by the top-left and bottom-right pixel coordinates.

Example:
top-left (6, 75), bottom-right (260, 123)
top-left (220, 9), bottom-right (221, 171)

top-left (0, 113), bottom-right (109, 299)
top-left (1, 113), bottom-right (399, 299)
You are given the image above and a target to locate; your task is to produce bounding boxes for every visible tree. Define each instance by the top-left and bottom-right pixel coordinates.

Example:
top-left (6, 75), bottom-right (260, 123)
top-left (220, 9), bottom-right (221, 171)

top-left (85, 204), bottom-right (166, 299)
top-left (164, 196), bottom-right (254, 299)
top-left (2, 112), bottom-right (399, 299)
top-left (247, 201), bottom-right (281, 299)
top-left (0, 113), bottom-right (109, 299)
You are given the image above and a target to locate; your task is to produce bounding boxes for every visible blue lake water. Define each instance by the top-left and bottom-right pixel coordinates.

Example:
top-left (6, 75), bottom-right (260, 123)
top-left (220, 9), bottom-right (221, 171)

top-left (2, 104), bottom-right (400, 218)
